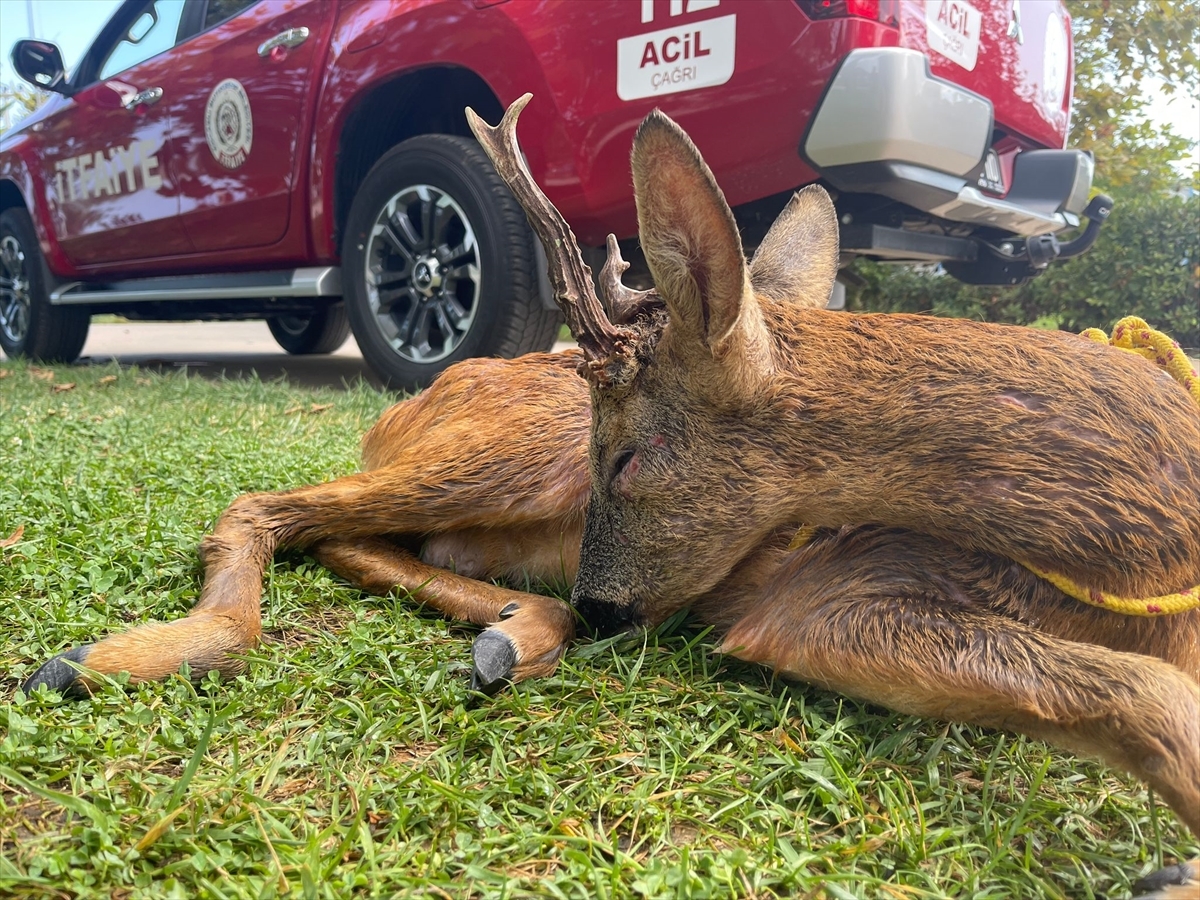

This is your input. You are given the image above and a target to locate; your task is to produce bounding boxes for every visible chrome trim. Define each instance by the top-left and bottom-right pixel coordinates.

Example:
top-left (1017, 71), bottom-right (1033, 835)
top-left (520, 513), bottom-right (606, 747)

top-left (49, 266), bottom-right (342, 305)
top-left (1007, 0), bottom-right (1024, 44)
top-left (122, 86), bottom-right (163, 110)
top-left (292, 266), bottom-right (341, 296)
top-left (929, 148), bottom-right (1095, 236)
top-left (1063, 153), bottom-right (1095, 216)
top-left (928, 186), bottom-right (1072, 237)
top-left (258, 27), bottom-right (310, 57)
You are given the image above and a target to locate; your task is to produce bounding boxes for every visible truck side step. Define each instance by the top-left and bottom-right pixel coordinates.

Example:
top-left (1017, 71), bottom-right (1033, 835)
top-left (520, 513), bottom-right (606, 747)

top-left (49, 267), bottom-right (342, 305)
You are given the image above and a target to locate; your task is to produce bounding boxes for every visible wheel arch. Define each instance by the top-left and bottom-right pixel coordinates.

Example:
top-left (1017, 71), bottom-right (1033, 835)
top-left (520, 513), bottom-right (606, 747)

top-left (0, 179), bottom-right (28, 215)
top-left (331, 67), bottom-right (504, 259)
top-left (0, 152), bottom-right (80, 279)
top-left (0, 191), bottom-right (90, 362)
top-left (339, 132), bottom-right (560, 391)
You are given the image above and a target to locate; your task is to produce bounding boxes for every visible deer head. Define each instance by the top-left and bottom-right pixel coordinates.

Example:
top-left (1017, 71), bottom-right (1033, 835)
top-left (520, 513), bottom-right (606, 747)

top-left (468, 96), bottom-right (839, 633)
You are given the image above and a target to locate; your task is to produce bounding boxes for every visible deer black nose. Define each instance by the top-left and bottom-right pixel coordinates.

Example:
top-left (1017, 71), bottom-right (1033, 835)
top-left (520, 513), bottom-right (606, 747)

top-left (571, 594), bottom-right (642, 637)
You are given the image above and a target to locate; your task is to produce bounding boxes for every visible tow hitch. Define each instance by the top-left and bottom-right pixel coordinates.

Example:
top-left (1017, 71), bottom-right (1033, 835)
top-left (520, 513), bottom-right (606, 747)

top-left (947, 194), bottom-right (1115, 286)
top-left (1024, 194), bottom-right (1115, 267)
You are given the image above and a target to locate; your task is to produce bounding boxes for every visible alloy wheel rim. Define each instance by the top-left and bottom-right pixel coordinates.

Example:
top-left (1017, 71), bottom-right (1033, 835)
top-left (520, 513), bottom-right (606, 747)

top-left (363, 184), bottom-right (481, 365)
top-left (0, 234), bottom-right (32, 345)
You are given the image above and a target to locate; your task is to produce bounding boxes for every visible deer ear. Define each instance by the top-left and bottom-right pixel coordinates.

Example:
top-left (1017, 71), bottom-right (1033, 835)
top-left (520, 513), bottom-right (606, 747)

top-left (749, 186), bottom-right (840, 308)
top-left (631, 112), bottom-right (755, 359)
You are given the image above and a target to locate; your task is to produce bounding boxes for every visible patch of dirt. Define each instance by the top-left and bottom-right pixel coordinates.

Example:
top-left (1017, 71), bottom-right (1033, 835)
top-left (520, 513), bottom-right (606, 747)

top-left (268, 777), bottom-right (321, 802)
top-left (670, 822), bottom-right (700, 844)
top-left (504, 858), bottom-right (563, 880)
top-left (0, 787), bottom-right (69, 864)
top-left (390, 740), bottom-right (440, 768)
top-left (262, 606), bottom-right (356, 648)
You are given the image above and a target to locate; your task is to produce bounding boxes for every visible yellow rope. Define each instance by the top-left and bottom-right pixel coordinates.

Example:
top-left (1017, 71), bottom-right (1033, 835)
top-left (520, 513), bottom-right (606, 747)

top-left (789, 317), bottom-right (1200, 616)
top-left (1080, 316), bottom-right (1200, 406)
top-left (1038, 317), bottom-right (1200, 615)
top-left (787, 526), bottom-right (820, 551)
top-left (1025, 565), bottom-right (1200, 616)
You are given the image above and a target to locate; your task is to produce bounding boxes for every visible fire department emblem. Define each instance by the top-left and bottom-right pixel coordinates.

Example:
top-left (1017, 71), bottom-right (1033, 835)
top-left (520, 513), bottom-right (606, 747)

top-left (204, 79), bottom-right (253, 169)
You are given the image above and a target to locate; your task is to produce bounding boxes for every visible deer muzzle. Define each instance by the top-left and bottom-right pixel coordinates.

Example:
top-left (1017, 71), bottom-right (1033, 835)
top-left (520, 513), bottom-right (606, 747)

top-left (571, 592), bottom-right (644, 637)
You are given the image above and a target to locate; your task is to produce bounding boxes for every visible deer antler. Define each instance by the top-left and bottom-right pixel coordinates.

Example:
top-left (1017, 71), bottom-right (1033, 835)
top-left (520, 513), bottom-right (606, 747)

top-left (599, 234), bottom-right (656, 325)
top-left (465, 94), bottom-right (634, 385)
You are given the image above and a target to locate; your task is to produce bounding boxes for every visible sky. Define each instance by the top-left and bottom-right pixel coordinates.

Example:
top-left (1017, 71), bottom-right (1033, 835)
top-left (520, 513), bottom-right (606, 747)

top-left (0, 0), bottom-right (120, 84)
top-left (1, 0), bottom-right (1197, 170)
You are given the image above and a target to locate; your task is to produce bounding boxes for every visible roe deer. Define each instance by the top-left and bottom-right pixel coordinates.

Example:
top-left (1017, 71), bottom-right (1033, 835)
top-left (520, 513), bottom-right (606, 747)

top-left (21, 95), bottom-right (1199, 897)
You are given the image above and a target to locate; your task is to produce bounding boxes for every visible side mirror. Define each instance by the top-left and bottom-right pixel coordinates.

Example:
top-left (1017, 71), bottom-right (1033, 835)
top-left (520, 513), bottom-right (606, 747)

top-left (11, 40), bottom-right (69, 94)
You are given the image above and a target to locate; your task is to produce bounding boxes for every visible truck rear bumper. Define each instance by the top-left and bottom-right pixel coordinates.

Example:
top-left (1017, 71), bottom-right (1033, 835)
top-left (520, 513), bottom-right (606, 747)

top-left (803, 48), bottom-right (1093, 239)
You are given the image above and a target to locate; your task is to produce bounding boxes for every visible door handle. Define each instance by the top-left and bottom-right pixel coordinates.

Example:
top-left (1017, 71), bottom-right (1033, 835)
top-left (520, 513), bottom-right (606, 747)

top-left (258, 27), bottom-right (310, 57)
top-left (122, 86), bottom-right (163, 110)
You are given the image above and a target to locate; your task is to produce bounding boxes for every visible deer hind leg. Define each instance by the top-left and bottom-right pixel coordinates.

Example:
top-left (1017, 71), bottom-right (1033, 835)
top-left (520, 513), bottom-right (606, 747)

top-left (310, 536), bottom-right (575, 693)
top-left (716, 530), bottom-right (1199, 895)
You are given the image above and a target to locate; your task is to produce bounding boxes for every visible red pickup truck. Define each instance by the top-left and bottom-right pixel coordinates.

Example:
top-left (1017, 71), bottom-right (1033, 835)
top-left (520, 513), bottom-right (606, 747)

top-left (1, 0), bottom-right (1106, 389)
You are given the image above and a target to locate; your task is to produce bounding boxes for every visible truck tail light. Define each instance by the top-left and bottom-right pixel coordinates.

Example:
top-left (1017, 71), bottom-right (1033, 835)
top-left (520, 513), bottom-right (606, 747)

top-left (795, 0), bottom-right (899, 27)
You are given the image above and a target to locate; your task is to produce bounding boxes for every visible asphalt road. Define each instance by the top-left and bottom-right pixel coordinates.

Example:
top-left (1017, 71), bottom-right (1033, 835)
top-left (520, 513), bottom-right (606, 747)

top-left (1, 321), bottom-right (577, 391)
top-left (78, 320), bottom-right (377, 389)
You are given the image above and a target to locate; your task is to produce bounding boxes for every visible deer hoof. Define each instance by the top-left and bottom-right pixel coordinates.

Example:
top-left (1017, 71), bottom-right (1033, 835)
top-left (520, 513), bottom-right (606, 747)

top-left (1132, 858), bottom-right (1199, 899)
top-left (22, 645), bottom-right (93, 697)
top-left (470, 629), bottom-right (517, 695)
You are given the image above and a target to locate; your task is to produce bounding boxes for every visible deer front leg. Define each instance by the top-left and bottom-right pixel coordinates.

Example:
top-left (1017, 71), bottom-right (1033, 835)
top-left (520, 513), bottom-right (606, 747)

top-left (718, 558), bottom-right (1200, 896)
top-left (22, 493), bottom-right (275, 695)
top-left (310, 537), bottom-right (575, 692)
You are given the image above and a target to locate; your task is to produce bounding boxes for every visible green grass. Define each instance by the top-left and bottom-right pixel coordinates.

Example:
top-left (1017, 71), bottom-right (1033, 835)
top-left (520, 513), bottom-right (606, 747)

top-left (1, 359), bottom-right (1195, 900)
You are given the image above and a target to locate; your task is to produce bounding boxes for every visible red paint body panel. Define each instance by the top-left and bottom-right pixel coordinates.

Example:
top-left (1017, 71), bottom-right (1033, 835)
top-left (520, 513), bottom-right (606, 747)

top-left (308, 0), bottom-right (903, 256)
top-left (26, 53), bottom-right (193, 268)
top-left (898, 0), bottom-right (1072, 151)
top-left (0, 127), bottom-right (73, 275)
top-left (168, 0), bottom-right (336, 255)
top-left (0, 0), bottom-right (1075, 281)
top-left (475, 1), bottom-right (885, 246)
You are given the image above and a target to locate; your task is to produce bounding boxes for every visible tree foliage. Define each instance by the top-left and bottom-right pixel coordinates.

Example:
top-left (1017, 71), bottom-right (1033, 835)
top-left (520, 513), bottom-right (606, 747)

top-left (0, 82), bottom-right (48, 132)
top-left (1069, 0), bottom-right (1200, 94)
top-left (1065, 0), bottom-right (1200, 192)
top-left (849, 192), bottom-right (1200, 351)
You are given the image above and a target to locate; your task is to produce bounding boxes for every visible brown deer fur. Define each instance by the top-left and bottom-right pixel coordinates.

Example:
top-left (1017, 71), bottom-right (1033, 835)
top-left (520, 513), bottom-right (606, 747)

top-left (21, 99), bottom-right (1200, 897)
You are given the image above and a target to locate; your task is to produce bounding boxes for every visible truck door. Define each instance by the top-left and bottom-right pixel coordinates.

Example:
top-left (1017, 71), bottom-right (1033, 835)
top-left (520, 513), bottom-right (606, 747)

top-left (168, 0), bottom-right (336, 254)
top-left (35, 0), bottom-right (193, 267)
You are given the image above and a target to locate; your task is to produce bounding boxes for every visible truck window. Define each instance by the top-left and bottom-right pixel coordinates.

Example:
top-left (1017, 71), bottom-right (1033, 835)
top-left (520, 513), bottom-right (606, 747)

top-left (203, 0), bottom-right (260, 31)
top-left (98, 0), bottom-right (188, 81)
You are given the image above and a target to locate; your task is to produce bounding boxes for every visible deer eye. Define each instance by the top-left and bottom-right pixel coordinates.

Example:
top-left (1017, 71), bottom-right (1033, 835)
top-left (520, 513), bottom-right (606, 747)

top-left (611, 449), bottom-right (637, 482)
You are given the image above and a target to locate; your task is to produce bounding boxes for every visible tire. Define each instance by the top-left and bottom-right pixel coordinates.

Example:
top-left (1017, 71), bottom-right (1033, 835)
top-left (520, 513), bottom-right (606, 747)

top-left (341, 134), bottom-right (561, 391)
top-left (0, 208), bottom-right (89, 362)
top-left (267, 304), bottom-right (351, 355)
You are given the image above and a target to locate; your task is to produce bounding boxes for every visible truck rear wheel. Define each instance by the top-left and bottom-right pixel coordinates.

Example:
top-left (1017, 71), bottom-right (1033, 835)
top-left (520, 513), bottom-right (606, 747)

top-left (266, 304), bottom-right (351, 355)
top-left (0, 208), bottom-right (89, 363)
top-left (342, 134), bottom-right (560, 392)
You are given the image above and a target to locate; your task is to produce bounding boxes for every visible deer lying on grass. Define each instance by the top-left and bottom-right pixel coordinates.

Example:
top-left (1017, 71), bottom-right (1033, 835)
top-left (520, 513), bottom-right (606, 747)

top-left (23, 96), bottom-right (1200, 896)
